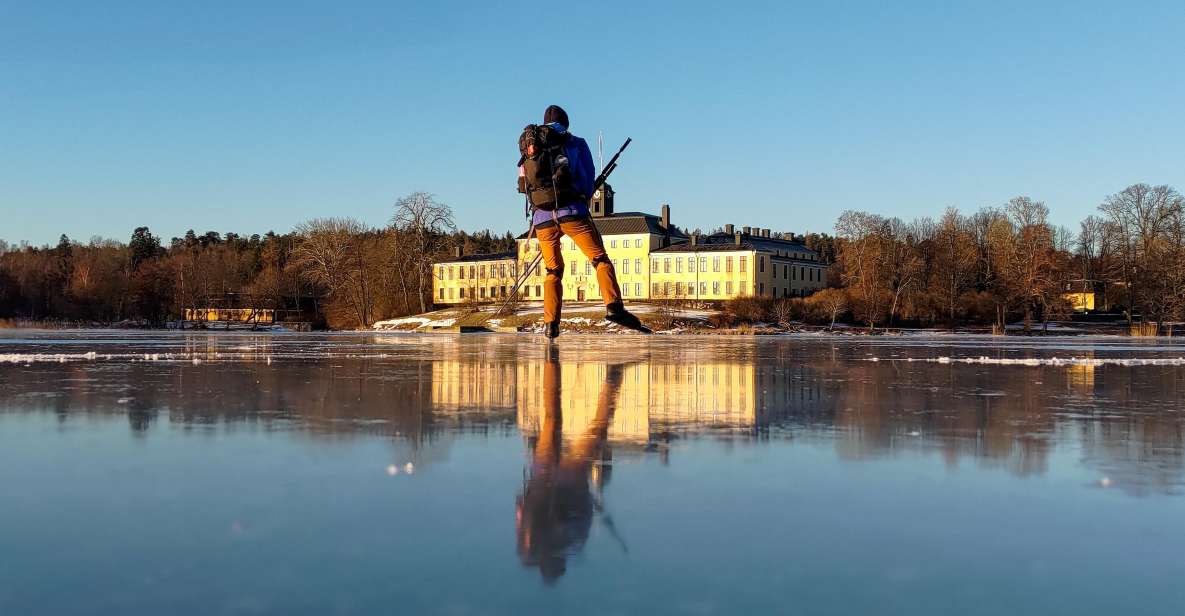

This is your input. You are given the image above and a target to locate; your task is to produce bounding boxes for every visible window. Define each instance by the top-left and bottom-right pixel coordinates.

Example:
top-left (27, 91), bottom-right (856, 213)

top-left (712, 281), bottom-right (720, 295)
top-left (713, 256), bottom-right (720, 272)
top-left (700, 282), bottom-right (707, 295)
top-left (676, 282), bottom-right (684, 296)
top-left (449, 288), bottom-right (454, 299)
top-left (459, 267), bottom-right (465, 280)
top-left (652, 260), bottom-right (659, 274)
top-left (623, 259), bottom-right (631, 275)
top-left (469, 266), bottom-right (476, 279)
top-left (699, 257), bottom-right (707, 272)
top-left (759, 283), bottom-right (765, 295)
top-left (676, 258), bottom-right (683, 273)
top-left (663, 282), bottom-right (671, 296)
top-left (759, 256), bottom-right (765, 273)
top-left (460, 288), bottom-right (466, 299)
top-left (652, 283), bottom-right (660, 296)
top-left (688, 284), bottom-right (695, 296)
top-left (664, 258), bottom-right (671, 273)
top-left (726, 281), bottom-right (733, 294)
top-left (635, 239), bottom-right (642, 248)
top-left (634, 283), bottom-right (641, 296)
top-left (439, 288), bottom-right (445, 299)
top-left (585, 261), bottom-right (592, 275)
top-left (801, 266), bottom-right (806, 281)
top-left (687, 256), bottom-right (694, 272)
top-left (500, 286), bottom-right (507, 296)
top-left (500, 264), bottom-right (506, 278)
top-left (610, 240), bottom-right (617, 248)
top-left (535, 285), bottom-right (541, 297)
top-left (634, 258), bottom-right (641, 274)
top-left (726, 257), bottom-right (733, 272)
top-left (791, 265), bottom-right (795, 280)
top-left (739, 256), bottom-right (747, 273)
top-left (448, 267), bottom-right (454, 280)
top-left (480, 287), bottom-right (486, 298)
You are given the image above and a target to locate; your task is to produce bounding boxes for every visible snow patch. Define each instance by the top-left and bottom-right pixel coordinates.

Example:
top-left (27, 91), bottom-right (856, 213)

top-left (373, 317), bottom-right (431, 329)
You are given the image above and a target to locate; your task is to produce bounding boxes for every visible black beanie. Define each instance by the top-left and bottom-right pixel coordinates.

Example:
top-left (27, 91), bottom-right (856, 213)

top-left (543, 105), bottom-right (569, 128)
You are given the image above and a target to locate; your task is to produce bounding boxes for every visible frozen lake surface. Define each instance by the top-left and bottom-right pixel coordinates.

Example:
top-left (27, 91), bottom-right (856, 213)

top-left (2, 330), bottom-right (1184, 615)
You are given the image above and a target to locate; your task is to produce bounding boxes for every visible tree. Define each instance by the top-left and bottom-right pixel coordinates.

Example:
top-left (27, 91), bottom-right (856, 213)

top-left (1099, 184), bottom-right (1185, 328)
top-left (292, 218), bottom-right (384, 328)
top-left (835, 211), bottom-right (890, 331)
top-left (882, 217), bottom-right (928, 326)
top-left (1001, 197), bottom-right (1060, 332)
top-left (129, 227), bottom-right (161, 269)
top-left (807, 288), bottom-right (848, 330)
top-left (391, 192), bottom-right (456, 313)
top-left (930, 207), bottom-right (977, 326)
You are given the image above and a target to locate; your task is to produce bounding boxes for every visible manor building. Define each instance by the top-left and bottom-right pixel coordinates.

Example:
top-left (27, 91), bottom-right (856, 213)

top-left (432, 185), bottom-right (826, 305)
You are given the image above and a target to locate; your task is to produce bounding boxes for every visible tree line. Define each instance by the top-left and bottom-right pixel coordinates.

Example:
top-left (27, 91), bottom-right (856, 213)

top-left (826, 183), bottom-right (1185, 332)
top-left (0, 193), bottom-right (511, 329)
top-left (3, 183), bottom-right (1182, 331)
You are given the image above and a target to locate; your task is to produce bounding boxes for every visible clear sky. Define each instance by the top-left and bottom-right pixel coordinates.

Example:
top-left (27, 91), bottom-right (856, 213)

top-left (2, 1), bottom-right (1183, 246)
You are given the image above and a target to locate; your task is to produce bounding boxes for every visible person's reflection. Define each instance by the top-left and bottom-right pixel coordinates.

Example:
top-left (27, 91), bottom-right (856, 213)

top-left (516, 345), bottom-right (626, 583)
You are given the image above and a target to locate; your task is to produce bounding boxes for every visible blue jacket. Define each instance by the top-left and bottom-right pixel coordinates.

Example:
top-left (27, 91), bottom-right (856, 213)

top-left (526, 123), bottom-right (596, 226)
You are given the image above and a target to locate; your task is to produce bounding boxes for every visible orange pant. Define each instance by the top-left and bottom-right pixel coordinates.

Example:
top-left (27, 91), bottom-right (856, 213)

top-left (536, 217), bottom-right (622, 324)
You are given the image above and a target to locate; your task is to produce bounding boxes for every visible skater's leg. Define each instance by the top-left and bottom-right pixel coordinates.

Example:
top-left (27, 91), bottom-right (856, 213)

top-left (536, 224), bottom-right (565, 325)
top-left (562, 218), bottom-right (621, 307)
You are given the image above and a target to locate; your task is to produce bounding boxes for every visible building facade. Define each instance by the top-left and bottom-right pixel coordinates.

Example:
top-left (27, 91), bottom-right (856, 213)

top-left (432, 191), bottom-right (826, 305)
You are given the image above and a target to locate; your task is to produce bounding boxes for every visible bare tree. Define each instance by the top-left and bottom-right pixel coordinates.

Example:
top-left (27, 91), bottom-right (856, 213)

top-left (1099, 184), bottom-right (1185, 328)
top-left (1002, 197), bottom-right (1059, 333)
top-left (882, 217), bottom-right (927, 326)
top-left (930, 207), bottom-right (977, 326)
top-left (836, 210), bottom-right (890, 331)
top-left (807, 287), bottom-right (848, 330)
top-left (391, 192), bottom-right (456, 313)
top-left (292, 217), bottom-right (380, 328)
top-left (771, 298), bottom-right (795, 328)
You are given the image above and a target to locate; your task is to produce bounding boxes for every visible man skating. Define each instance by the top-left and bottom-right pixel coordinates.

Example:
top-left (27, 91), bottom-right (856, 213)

top-left (517, 105), bottom-right (644, 338)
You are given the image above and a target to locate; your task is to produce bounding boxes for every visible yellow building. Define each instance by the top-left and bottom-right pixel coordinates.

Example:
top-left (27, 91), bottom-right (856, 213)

top-left (649, 226), bottom-right (826, 299)
top-left (432, 188), bottom-right (824, 305)
top-left (183, 307), bottom-right (275, 324)
top-left (433, 249), bottom-right (519, 304)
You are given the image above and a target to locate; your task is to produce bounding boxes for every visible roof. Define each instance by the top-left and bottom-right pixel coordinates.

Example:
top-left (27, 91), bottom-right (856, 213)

top-left (654, 232), bottom-right (820, 261)
top-left (516, 213), bottom-right (687, 239)
top-left (435, 250), bottom-right (515, 264)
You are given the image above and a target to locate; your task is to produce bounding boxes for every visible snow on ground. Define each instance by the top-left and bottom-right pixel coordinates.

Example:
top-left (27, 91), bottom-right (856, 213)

top-left (372, 316), bottom-right (431, 329)
top-left (372, 316), bottom-right (456, 330)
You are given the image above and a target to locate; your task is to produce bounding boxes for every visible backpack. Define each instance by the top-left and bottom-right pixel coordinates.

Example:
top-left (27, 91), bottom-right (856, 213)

top-left (517, 124), bottom-right (580, 211)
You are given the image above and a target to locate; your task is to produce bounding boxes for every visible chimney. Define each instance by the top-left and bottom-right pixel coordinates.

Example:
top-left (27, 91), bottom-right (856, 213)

top-left (742, 226), bottom-right (752, 235)
top-left (725, 224), bottom-right (734, 235)
top-left (734, 232), bottom-right (743, 246)
top-left (661, 203), bottom-right (670, 230)
top-left (762, 228), bottom-right (771, 238)
top-left (453, 246), bottom-right (462, 258)
top-left (690, 234), bottom-right (698, 247)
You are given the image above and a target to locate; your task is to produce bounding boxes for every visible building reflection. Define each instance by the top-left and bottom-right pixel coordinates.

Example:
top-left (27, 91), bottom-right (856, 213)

top-left (2, 335), bottom-right (1184, 495)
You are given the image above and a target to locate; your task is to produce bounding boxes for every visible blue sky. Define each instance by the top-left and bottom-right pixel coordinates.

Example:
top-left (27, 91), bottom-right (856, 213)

top-left (2, 1), bottom-right (1183, 246)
